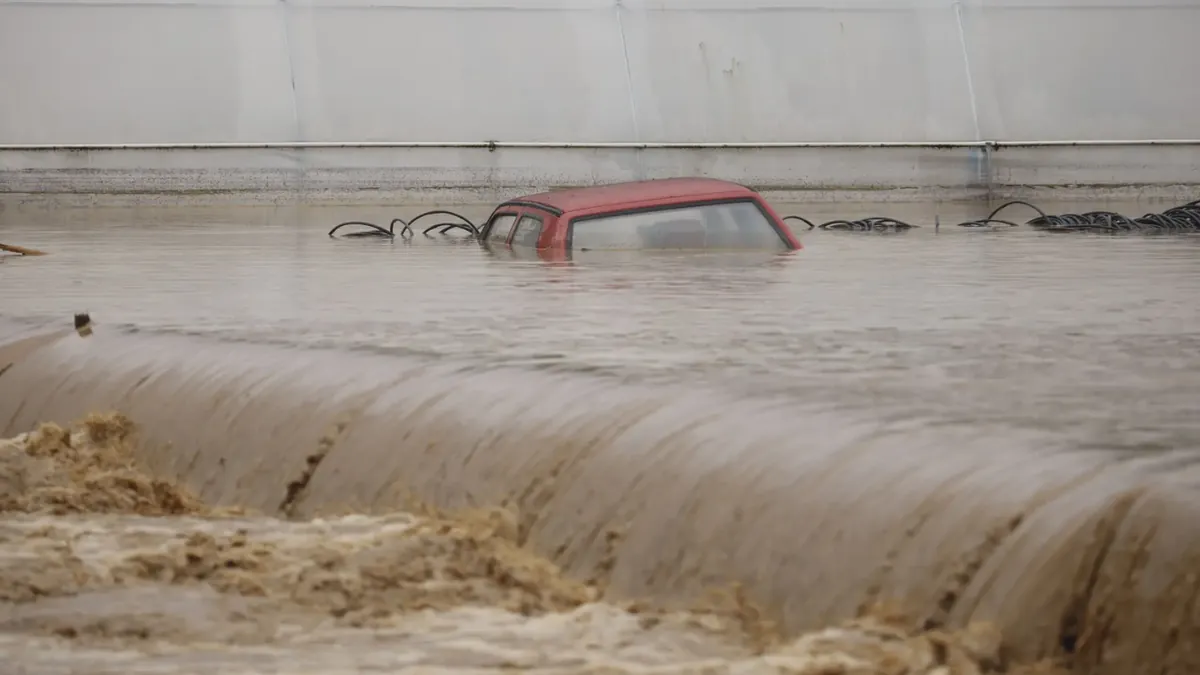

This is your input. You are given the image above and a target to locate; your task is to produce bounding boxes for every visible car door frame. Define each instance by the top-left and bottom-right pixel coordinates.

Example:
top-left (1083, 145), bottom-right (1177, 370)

top-left (506, 205), bottom-right (557, 249)
top-left (480, 209), bottom-right (522, 246)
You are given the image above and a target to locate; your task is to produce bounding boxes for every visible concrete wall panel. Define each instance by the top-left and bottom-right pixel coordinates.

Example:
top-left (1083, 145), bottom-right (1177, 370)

top-left (4, 0), bottom-right (1199, 145)
top-left (0, 0), bottom-right (297, 144)
top-left (3, 0), bottom-right (1200, 194)
top-left (621, 1), bottom-right (978, 142)
top-left (963, 1), bottom-right (1200, 141)
top-left (284, 1), bottom-right (635, 142)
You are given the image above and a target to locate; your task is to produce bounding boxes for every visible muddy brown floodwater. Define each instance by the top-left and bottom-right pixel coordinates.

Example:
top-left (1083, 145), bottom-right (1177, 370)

top-left (2, 197), bottom-right (1200, 674)
top-left (0, 413), bottom-right (1054, 675)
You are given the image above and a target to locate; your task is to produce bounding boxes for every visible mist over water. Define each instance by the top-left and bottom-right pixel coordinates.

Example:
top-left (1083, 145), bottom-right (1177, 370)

top-left (2, 197), bottom-right (1200, 674)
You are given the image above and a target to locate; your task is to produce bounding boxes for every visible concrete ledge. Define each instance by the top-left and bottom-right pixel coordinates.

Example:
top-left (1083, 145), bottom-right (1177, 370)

top-left (2, 144), bottom-right (1198, 206)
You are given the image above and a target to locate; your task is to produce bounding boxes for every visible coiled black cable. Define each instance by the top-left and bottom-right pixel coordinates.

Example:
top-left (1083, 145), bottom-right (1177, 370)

top-left (410, 210), bottom-right (480, 237)
top-left (782, 197), bottom-right (1200, 234)
top-left (782, 215), bottom-right (919, 232)
top-left (953, 200), bottom-right (1036, 228)
top-left (1023, 199), bottom-right (1200, 233)
top-left (327, 217), bottom-right (412, 239)
top-left (950, 198), bottom-right (1200, 233)
top-left (328, 198), bottom-right (1200, 244)
top-left (328, 209), bottom-right (480, 240)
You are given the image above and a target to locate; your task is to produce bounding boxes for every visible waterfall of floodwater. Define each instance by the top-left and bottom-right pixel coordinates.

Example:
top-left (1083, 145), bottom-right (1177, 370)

top-left (3, 318), bottom-right (1200, 674)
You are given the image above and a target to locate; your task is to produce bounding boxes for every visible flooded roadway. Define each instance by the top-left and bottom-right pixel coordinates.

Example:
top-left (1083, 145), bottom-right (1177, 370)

top-left (5, 198), bottom-right (1200, 448)
top-left (2, 196), bottom-right (1200, 674)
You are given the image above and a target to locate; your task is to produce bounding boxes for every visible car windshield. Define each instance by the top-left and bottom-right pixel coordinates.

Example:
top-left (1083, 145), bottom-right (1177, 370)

top-left (569, 200), bottom-right (789, 251)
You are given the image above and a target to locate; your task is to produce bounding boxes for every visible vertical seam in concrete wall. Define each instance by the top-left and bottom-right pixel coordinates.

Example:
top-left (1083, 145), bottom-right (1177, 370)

top-left (952, 0), bottom-right (990, 195)
top-left (983, 142), bottom-right (995, 198)
top-left (613, 0), bottom-right (640, 143)
top-left (280, 0), bottom-right (303, 142)
top-left (952, 0), bottom-right (981, 142)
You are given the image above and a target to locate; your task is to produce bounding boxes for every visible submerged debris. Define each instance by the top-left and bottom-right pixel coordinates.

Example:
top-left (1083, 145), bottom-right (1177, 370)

top-left (73, 313), bottom-right (93, 338)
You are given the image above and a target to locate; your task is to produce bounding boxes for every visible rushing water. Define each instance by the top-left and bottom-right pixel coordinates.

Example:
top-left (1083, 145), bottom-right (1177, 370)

top-left (4, 198), bottom-right (1200, 450)
top-left (2, 195), bottom-right (1200, 675)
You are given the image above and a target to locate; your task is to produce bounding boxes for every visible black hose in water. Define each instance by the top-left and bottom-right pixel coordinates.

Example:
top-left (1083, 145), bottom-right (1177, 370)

top-left (328, 218), bottom-right (413, 239)
top-left (782, 215), bottom-right (919, 232)
top-left (951, 198), bottom-right (1200, 232)
top-left (328, 210), bottom-right (480, 240)
top-left (782, 197), bottom-right (1200, 234)
top-left (409, 210), bottom-right (480, 237)
top-left (1023, 199), bottom-right (1200, 233)
top-left (328, 198), bottom-right (1200, 243)
top-left (953, 200), bottom-right (1042, 229)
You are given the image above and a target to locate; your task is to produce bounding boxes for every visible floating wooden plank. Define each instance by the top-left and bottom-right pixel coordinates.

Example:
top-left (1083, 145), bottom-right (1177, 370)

top-left (0, 242), bottom-right (48, 256)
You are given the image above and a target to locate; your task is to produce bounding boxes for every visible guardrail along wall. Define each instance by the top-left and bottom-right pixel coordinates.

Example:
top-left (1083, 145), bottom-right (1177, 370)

top-left (2, 0), bottom-right (1199, 195)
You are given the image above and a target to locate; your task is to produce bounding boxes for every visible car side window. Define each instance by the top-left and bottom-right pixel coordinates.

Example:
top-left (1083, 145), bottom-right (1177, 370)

top-left (485, 213), bottom-right (518, 242)
top-left (510, 215), bottom-right (544, 248)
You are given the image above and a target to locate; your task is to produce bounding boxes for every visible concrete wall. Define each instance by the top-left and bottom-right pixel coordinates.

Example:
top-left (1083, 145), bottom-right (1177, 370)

top-left (2, 0), bottom-right (1199, 198)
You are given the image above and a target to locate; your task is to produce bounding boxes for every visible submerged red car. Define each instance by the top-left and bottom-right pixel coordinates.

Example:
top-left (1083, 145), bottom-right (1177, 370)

top-left (480, 178), bottom-right (803, 252)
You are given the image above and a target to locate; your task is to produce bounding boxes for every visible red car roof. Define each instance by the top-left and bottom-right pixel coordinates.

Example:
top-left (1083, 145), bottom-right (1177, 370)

top-left (510, 177), bottom-right (757, 214)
